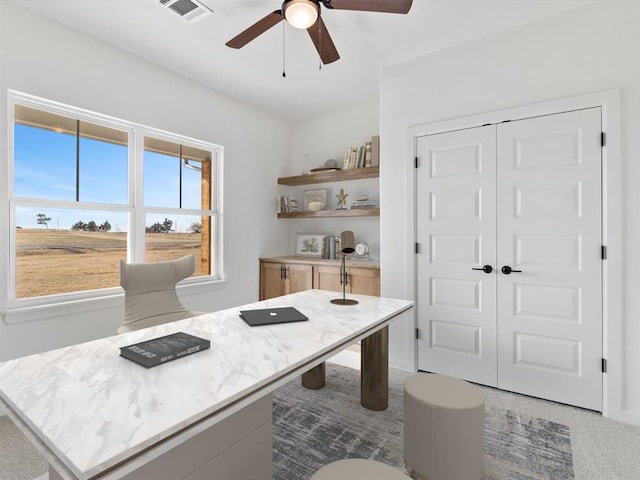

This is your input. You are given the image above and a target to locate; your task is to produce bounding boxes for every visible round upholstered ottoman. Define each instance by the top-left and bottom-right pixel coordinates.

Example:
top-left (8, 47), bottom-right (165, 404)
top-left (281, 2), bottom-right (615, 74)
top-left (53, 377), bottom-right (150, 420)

top-left (311, 459), bottom-right (411, 479)
top-left (403, 373), bottom-right (485, 480)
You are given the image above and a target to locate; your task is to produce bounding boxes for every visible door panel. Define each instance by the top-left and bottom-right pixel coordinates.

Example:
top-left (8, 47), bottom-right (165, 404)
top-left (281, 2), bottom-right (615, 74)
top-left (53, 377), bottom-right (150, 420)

top-left (496, 108), bottom-right (602, 411)
top-left (416, 125), bottom-right (498, 386)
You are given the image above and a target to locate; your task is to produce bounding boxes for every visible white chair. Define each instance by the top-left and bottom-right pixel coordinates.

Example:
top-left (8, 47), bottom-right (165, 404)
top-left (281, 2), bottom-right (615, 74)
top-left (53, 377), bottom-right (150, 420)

top-left (117, 255), bottom-right (204, 334)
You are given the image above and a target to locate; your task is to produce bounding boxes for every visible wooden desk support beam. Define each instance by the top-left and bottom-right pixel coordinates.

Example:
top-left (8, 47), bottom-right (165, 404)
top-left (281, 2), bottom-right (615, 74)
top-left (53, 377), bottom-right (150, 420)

top-left (361, 326), bottom-right (389, 411)
top-left (302, 363), bottom-right (326, 390)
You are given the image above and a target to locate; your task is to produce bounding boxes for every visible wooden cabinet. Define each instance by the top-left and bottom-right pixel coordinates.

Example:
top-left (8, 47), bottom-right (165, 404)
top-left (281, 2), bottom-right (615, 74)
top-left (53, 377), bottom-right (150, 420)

top-left (259, 262), bottom-right (313, 300)
top-left (259, 257), bottom-right (380, 300)
top-left (315, 265), bottom-right (380, 296)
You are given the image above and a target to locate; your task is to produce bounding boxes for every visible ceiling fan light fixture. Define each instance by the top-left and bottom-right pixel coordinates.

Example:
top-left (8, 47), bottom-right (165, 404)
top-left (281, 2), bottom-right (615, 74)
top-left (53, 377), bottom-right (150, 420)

top-left (283, 0), bottom-right (319, 29)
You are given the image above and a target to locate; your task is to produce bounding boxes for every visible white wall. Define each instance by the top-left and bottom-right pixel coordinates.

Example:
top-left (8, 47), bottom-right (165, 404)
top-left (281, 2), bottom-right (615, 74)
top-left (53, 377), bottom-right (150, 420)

top-left (380, 1), bottom-right (640, 424)
top-left (282, 103), bottom-right (381, 257)
top-left (0, 3), bottom-right (291, 361)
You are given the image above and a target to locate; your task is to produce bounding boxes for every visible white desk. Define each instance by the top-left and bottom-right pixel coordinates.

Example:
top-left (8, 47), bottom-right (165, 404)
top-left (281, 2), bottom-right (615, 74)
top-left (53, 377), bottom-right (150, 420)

top-left (0, 290), bottom-right (413, 480)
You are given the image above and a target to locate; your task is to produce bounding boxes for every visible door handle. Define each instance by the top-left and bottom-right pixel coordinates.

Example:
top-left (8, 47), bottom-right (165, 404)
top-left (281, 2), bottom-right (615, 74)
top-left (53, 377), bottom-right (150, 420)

top-left (501, 265), bottom-right (522, 274)
top-left (472, 265), bottom-right (493, 274)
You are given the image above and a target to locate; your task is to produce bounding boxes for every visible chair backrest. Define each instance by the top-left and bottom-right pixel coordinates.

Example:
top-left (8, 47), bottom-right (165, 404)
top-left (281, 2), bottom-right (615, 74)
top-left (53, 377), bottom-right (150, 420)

top-left (117, 255), bottom-right (195, 334)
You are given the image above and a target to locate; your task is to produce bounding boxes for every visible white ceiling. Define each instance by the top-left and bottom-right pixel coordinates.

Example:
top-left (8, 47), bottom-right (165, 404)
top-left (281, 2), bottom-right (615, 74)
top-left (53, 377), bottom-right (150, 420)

top-left (16, 0), bottom-right (593, 121)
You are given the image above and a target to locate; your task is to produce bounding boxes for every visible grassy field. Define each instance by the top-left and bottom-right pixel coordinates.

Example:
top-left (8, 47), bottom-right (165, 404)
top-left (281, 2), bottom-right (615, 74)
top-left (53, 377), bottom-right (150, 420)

top-left (16, 229), bottom-right (202, 298)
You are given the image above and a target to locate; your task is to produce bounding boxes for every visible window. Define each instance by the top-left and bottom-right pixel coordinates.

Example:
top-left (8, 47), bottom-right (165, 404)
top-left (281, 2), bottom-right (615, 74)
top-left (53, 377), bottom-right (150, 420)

top-left (8, 92), bottom-right (222, 303)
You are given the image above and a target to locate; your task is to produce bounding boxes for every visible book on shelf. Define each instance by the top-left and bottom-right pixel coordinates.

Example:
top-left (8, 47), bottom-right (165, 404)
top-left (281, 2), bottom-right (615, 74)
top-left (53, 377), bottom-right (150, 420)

top-left (120, 331), bottom-right (210, 368)
top-left (278, 196), bottom-right (298, 213)
top-left (341, 138), bottom-right (379, 170)
top-left (364, 142), bottom-right (372, 167)
top-left (371, 135), bottom-right (380, 166)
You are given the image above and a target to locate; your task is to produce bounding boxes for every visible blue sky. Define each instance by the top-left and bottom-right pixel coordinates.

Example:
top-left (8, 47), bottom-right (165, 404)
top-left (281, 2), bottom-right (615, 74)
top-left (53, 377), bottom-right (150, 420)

top-left (13, 124), bottom-right (205, 231)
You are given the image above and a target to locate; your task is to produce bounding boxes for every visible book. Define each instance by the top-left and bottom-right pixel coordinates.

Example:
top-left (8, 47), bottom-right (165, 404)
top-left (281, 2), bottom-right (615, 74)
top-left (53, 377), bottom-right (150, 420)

top-left (120, 331), bottom-right (210, 368)
top-left (371, 135), bottom-right (380, 166)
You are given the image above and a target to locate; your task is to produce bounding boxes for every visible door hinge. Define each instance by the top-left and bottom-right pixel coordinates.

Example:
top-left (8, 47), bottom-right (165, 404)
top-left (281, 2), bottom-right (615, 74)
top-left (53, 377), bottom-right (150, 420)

top-left (415, 328), bottom-right (420, 340)
top-left (415, 242), bottom-right (420, 254)
top-left (601, 245), bottom-right (607, 260)
top-left (601, 132), bottom-right (606, 147)
top-left (602, 358), bottom-right (607, 373)
top-left (415, 157), bottom-right (419, 168)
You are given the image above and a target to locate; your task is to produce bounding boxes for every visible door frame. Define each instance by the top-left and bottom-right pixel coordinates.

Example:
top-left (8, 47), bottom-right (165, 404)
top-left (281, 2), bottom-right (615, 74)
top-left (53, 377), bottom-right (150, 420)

top-left (407, 89), bottom-right (621, 420)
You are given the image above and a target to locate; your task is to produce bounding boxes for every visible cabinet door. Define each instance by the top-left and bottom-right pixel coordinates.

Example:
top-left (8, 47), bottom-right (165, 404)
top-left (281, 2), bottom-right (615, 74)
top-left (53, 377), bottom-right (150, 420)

top-left (348, 267), bottom-right (380, 296)
top-left (260, 262), bottom-right (285, 300)
top-left (314, 265), bottom-right (344, 293)
top-left (284, 264), bottom-right (313, 294)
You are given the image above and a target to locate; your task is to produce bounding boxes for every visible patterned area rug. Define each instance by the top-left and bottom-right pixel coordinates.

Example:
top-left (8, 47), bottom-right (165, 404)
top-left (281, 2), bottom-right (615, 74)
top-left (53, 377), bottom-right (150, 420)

top-left (272, 364), bottom-right (574, 480)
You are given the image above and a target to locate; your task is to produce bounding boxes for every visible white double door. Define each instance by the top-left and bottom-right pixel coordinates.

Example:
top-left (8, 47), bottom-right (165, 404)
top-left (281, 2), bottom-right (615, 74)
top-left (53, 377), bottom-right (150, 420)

top-left (416, 108), bottom-right (603, 410)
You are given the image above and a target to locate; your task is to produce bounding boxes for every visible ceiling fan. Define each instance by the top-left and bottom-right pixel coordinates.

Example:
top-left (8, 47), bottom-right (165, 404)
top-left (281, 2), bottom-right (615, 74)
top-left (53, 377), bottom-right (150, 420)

top-left (226, 0), bottom-right (413, 65)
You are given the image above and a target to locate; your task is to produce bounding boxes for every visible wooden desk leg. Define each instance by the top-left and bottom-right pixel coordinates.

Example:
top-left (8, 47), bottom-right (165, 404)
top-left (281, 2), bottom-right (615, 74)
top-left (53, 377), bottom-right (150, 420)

top-left (302, 362), bottom-right (326, 389)
top-left (361, 326), bottom-right (389, 411)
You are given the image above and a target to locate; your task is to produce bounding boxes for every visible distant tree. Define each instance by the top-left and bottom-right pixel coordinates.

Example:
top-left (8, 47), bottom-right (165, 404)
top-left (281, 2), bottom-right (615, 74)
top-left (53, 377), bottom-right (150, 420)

top-left (86, 220), bottom-right (98, 232)
top-left (146, 218), bottom-right (174, 234)
top-left (36, 213), bottom-right (51, 229)
top-left (71, 221), bottom-right (86, 231)
top-left (146, 222), bottom-right (164, 234)
top-left (99, 220), bottom-right (112, 232)
top-left (189, 222), bottom-right (201, 234)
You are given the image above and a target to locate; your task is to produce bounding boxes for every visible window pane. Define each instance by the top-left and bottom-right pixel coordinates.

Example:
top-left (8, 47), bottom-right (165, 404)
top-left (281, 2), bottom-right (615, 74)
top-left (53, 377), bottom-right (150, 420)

top-left (15, 206), bottom-right (128, 299)
top-left (144, 138), bottom-right (180, 208)
top-left (14, 105), bottom-right (129, 205)
top-left (14, 121), bottom-right (76, 201)
top-left (144, 137), bottom-right (211, 209)
top-left (145, 213), bottom-right (210, 276)
top-left (79, 122), bottom-right (128, 204)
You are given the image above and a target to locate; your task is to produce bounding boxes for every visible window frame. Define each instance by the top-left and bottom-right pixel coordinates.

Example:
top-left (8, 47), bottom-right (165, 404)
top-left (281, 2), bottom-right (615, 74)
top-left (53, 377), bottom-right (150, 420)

top-left (4, 90), bottom-right (224, 317)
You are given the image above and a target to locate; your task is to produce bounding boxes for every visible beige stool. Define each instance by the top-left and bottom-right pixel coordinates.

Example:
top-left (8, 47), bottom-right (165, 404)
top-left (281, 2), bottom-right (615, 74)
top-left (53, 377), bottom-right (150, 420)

top-left (403, 373), bottom-right (485, 480)
top-left (311, 459), bottom-right (411, 479)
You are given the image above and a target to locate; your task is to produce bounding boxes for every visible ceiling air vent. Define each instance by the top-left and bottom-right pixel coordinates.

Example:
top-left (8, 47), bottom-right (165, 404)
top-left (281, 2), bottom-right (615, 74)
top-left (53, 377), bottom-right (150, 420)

top-left (159, 0), bottom-right (212, 23)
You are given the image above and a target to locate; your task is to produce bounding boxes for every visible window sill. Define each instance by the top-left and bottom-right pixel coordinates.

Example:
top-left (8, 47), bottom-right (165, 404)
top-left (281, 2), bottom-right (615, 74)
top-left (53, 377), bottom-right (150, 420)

top-left (2, 278), bottom-right (226, 326)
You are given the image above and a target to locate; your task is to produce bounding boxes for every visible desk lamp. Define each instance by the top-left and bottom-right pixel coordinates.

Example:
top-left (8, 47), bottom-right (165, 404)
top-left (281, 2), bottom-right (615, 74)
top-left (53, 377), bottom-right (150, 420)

top-left (331, 230), bottom-right (359, 306)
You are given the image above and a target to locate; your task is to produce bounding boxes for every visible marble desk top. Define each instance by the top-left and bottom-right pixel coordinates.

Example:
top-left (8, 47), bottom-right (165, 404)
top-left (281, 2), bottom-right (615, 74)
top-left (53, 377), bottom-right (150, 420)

top-left (0, 289), bottom-right (413, 480)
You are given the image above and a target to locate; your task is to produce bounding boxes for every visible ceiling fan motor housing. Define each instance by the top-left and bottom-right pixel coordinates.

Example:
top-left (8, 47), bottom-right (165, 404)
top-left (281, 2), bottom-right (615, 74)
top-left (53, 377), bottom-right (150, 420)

top-left (283, 0), bottom-right (320, 29)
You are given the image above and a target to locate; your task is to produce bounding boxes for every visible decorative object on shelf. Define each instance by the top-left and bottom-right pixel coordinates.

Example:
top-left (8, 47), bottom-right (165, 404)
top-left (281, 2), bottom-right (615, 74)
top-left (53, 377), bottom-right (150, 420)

top-left (331, 231), bottom-right (359, 306)
top-left (351, 195), bottom-right (378, 209)
top-left (310, 159), bottom-right (341, 173)
top-left (308, 201), bottom-right (324, 211)
top-left (354, 242), bottom-right (370, 259)
top-left (295, 233), bottom-right (325, 257)
top-left (336, 188), bottom-right (349, 210)
top-left (303, 188), bottom-right (328, 211)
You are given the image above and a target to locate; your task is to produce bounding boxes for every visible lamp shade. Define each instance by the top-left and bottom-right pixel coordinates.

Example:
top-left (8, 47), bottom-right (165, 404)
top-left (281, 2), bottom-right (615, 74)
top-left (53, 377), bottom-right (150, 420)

top-left (340, 231), bottom-right (355, 254)
top-left (283, 0), bottom-right (319, 29)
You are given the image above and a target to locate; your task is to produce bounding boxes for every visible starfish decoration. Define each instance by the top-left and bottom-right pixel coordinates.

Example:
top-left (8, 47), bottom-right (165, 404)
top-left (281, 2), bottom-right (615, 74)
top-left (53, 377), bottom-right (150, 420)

top-left (336, 188), bottom-right (349, 209)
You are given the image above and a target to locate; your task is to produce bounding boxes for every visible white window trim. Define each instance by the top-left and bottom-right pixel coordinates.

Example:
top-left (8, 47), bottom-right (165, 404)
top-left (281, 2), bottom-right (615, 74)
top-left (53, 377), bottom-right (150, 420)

top-left (2, 90), bottom-right (225, 324)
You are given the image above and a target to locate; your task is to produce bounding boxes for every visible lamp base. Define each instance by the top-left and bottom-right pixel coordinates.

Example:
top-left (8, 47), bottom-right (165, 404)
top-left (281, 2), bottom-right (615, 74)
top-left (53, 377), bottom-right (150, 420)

top-left (330, 298), bottom-right (359, 306)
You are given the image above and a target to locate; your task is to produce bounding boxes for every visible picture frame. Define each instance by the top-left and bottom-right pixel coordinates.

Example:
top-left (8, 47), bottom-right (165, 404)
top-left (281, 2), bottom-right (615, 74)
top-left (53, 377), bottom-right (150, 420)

top-left (303, 189), bottom-right (328, 211)
top-left (295, 234), bottom-right (325, 257)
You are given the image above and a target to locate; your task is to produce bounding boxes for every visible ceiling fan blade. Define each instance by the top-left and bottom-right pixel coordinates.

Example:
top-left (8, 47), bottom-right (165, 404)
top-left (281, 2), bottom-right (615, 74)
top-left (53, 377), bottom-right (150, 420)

top-left (307, 16), bottom-right (340, 65)
top-left (324, 0), bottom-right (413, 14)
top-left (226, 10), bottom-right (284, 49)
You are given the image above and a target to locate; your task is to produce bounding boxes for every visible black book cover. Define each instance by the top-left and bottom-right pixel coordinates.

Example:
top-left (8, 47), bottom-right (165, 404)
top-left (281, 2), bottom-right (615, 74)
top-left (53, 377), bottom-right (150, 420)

top-left (120, 331), bottom-right (210, 368)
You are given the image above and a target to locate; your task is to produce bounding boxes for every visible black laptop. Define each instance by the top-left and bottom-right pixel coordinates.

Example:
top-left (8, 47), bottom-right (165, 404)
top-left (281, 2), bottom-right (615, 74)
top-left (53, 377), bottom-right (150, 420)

top-left (239, 307), bottom-right (308, 326)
